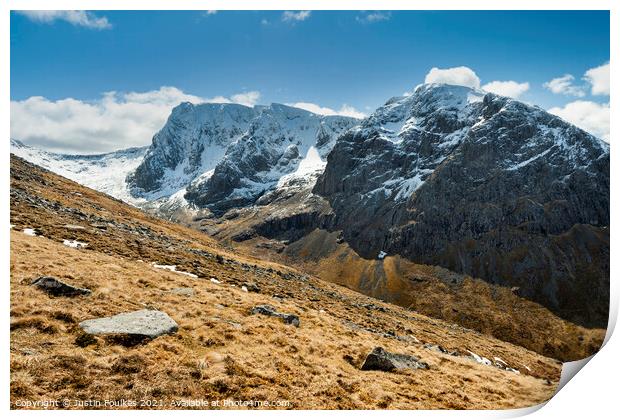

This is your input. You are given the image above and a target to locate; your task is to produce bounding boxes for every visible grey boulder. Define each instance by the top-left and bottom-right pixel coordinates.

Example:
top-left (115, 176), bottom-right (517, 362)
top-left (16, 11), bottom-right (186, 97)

top-left (79, 309), bottom-right (178, 339)
top-left (251, 304), bottom-right (300, 327)
top-left (31, 276), bottom-right (91, 297)
top-left (361, 347), bottom-right (429, 372)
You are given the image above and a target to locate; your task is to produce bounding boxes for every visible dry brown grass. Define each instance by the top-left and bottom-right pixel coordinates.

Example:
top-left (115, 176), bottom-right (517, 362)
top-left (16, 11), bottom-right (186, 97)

top-left (10, 155), bottom-right (563, 409)
top-left (11, 232), bottom-right (560, 410)
top-left (232, 229), bottom-right (605, 361)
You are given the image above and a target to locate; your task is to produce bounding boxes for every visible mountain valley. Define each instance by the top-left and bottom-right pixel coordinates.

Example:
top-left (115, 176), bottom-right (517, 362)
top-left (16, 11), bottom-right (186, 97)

top-left (10, 155), bottom-right (565, 409)
top-left (11, 84), bottom-right (609, 364)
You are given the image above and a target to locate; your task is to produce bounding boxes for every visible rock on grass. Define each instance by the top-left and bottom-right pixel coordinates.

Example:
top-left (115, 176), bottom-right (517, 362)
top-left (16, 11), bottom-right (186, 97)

top-left (251, 304), bottom-right (300, 327)
top-left (79, 309), bottom-right (178, 340)
top-left (31, 276), bottom-right (91, 297)
top-left (361, 347), bottom-right (429, 372)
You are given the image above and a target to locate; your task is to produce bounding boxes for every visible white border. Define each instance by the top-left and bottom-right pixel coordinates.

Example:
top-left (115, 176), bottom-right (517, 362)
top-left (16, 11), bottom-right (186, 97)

top-left (2, 1), bottom-right (616, 419)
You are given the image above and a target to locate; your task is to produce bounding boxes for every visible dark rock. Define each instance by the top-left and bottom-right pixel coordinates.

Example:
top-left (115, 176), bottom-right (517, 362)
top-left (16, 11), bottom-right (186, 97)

top-left (231, 229), bottom-right (257, 242)
top-left (250, 304), bottom-right (300, 327)
top-left (361, 347), bottom-right (429, 371)
top-left (242, 282), bottom-right (261, 293)
top-left (31, 276), bottom-right (91, 297)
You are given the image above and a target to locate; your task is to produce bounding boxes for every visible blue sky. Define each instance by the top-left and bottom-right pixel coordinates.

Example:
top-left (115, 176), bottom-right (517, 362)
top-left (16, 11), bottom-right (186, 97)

top-left (10, 10), bottom-right (610, 153)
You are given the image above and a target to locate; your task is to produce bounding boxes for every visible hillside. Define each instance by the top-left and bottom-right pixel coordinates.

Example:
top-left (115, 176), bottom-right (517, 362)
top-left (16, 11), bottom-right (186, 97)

top-left (10, 155), bottom-right (563, 409)
top-left (10, 84), bottom-right (608, 364)
top-left (191, 187), bottom-right (605, 362)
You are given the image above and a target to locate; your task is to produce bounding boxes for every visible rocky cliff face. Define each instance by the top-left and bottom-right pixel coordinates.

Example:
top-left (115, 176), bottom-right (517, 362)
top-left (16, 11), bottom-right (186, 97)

top-left (183, 104), bottom-right (357, 214)
top-left (313, 84), bottom-right (609, 327)
top-left (127, 102), bottom-right (358, 213)
top-left (128, 102), bottom-right (257, 200)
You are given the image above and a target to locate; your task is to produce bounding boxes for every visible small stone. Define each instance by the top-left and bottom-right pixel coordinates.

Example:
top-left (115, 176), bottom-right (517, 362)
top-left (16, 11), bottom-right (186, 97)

top-left (63, 224), bottom-right (86, 230)
top-left (361, 347), bottom-right (429, 372)
top-left (242, 282), bottom-right (261, 292)
top-left (169, 287), bottom-right (194, 296)
top-left (251, 305), bottom-right (300, 327)
top-left (31, 276), bottom-right (91, 297)
top-left (424, 343), bottom-right (449, 354)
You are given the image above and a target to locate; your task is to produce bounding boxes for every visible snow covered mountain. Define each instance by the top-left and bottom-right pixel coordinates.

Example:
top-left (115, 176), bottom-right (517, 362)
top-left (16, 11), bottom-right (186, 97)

top-left (10, 139), bottom-right (148, 205)
top-left (127, 103), bottom-right (257, 200)
top-left (313, 83), bottom-right (609, 327)
top-left (10, 84), bottom-right (609, 329)
top-left (11, 102), bottom-right (359, 214)
top-left (128, 102), bottom-right (359, 214)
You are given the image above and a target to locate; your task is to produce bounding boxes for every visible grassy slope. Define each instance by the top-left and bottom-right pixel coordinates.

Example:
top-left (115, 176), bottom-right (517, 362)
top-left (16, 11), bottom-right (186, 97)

top-left (10, 155), bottom-right (561, 409)
top-left (205, 204), bottom-right (605, 362)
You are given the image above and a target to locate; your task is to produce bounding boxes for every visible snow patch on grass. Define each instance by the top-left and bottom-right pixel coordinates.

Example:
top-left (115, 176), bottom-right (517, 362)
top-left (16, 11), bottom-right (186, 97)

top-left (152, 263), bottom-right (198, 278)
top-left (62, 239), bottom-right (88, 249)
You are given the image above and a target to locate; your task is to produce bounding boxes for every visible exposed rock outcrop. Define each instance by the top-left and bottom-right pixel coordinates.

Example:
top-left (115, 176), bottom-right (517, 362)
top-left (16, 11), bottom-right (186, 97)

top-left (251, 304), bottom-right (300, 327)
top-left (361, 347), bottom-right (429, 371)
top-left (128, 102), bottom-right (358, 212)
top-left (31, 276), bottom-right (91, 297)
top-left (314, 84), bottom-right (609, 327)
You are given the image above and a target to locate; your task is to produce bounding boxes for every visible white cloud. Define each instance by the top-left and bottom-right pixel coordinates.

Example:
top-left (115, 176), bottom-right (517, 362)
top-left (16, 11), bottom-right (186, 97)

top-left (337, 105), bottom-right (366, 119)
top-left (356, 12), bottom-right (391, 23)
top-left (584, 62), bottom-right (610, 96)
top-left (424, 66), bottom-right (481, 89)
top-left (230, 91), bottom-right (261, 107)
top-left (16, 10), bottom-right (111, 29)
top-left (543, 75), bottom-right (586, 97)
top-left (10, 87), bottom-right (262, 154)
top-left (205, 10), bottom-right (218, 15)
top-left (282, 11), bottom-right (311, 22)
top-left (548, 100), bottom-right (610, 142)
top-left (481, 80), bottom-right (530, 98)
top-left (287, 102), bottom-right (366, 119)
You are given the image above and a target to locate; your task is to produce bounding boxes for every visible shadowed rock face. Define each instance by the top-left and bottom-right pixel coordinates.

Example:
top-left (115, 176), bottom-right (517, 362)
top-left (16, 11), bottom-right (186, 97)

top-left (314, 84), bottom-right (609, 328)
top-left (184, 105), bottom-right (358, 214)
top-left (128, 103), bottom-right (257, 198)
